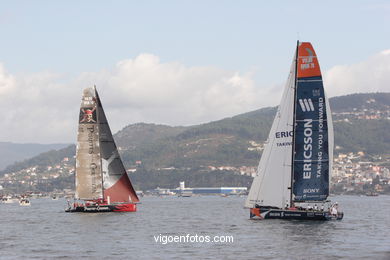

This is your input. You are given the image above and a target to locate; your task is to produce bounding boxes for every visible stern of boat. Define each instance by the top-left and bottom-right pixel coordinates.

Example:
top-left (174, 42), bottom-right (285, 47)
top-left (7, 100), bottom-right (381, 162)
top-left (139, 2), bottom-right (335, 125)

top-left (250, 207), bottom-right (271, 219)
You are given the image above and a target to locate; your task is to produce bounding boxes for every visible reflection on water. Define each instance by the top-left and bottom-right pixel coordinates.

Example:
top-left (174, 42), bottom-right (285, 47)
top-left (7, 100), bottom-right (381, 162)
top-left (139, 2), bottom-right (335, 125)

top-left (0, 195), bottom-right (389, 259)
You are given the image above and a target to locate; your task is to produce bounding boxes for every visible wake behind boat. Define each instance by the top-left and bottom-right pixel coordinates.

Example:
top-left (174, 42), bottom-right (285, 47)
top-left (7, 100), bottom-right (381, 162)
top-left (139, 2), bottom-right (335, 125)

top-left (245, 42), bottom-right (343, 221)
top-left (65, 87), bottom-right (139, 213)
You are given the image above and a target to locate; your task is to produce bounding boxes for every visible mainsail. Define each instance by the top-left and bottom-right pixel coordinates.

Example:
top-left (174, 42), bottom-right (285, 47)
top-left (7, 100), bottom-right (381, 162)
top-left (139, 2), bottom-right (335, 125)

top-left (75, 88), bottom-right (103, 200)
top-left (245, 42), bottom-right (332, 209)
top-left (292, 42), bottom-right (330, 201)
top-left (75, 87), bottom-right (139, 203)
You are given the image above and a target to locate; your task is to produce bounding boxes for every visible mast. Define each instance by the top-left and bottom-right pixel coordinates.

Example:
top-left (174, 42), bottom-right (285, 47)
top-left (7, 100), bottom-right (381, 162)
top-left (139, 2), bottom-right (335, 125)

top-left (289, 40), bottom-right (299, 207)
top-left (94, 85), bottom-right (105, 201)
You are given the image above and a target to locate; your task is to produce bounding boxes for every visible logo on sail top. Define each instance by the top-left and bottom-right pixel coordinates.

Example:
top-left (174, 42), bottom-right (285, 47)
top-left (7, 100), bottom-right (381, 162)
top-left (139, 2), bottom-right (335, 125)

top-left (298, 98), bottom-right (315, 112)
top-left (80, 107), bottom-right (97, 123)
top-left (300, 48), bottom-right (316, 71)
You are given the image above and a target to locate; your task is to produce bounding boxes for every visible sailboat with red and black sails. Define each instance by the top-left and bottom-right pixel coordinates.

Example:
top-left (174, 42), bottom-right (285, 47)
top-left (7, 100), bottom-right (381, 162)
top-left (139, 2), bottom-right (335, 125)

top-left (66, 87), bottom-right (139, 213)
top-left (245, 42), bottom-right (343, 220)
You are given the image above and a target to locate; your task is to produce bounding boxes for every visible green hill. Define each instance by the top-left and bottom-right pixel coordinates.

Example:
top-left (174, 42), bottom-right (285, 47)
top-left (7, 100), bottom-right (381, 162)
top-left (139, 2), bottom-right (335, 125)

top-left (120, 107), bottom-right (276, 169)
top-left (1, 92), bottom-right (389, 191)
top-left (330, 92), bottom-right (390, 111)
top-left (0, 142), bottom-right (69, 170)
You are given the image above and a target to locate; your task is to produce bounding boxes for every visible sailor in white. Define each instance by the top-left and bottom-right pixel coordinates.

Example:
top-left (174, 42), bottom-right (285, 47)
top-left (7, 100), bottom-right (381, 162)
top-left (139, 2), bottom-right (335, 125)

top-left (330, 203), bottom-right (338, 216)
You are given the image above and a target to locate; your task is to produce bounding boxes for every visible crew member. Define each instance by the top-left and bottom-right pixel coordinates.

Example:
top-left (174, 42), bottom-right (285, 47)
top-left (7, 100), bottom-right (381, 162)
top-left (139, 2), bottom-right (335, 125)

top-left (331, 204), bottom-right (338, 216)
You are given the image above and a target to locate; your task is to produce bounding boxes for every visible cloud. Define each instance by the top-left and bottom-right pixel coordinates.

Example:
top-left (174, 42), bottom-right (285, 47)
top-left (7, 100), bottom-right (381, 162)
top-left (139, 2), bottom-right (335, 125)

top-left (0, 66), bottom-right (77, 144)
top-left (0, 54), bottom-right (277, 143)
top-left (324, 49), bottom-right (390, 97)
top-left (1, 50), bottom-right (389, 144)
top-left (76, 54), bottom-right (281, 136)
top-left (0, 64), bottom-right (15, 95)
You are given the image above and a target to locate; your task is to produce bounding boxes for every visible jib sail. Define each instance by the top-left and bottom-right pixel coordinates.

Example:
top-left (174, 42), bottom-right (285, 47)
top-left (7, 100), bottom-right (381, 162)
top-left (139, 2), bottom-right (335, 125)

top-left (95, 89), bottom-right (139, 203)
top-left (244, 53), bottom-right (296, 209)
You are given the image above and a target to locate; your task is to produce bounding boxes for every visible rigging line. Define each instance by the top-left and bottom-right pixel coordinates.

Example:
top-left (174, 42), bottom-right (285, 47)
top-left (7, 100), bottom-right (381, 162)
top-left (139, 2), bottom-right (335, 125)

top-left (95, 87), bottom-right (105, 200)
top-left (280, 71), bottom-right (295, 206)
top-left (290, 41), bottom-right (299, 207)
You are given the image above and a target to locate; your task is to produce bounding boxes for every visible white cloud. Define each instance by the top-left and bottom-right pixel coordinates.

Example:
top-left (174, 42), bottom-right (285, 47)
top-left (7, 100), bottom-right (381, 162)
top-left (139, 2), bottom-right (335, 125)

top-left (324, 49), bottom-right (390, 97)
top-left (0, 54), bottom-right (277, 143)
top-left (0, 64), bottom-right (15, 95)
top-left (1, 50), bottom-right (389, 144)
top-left (77, 54), bottom-right (279, 135)
top-left (0, 67), bottom-right (78, 144)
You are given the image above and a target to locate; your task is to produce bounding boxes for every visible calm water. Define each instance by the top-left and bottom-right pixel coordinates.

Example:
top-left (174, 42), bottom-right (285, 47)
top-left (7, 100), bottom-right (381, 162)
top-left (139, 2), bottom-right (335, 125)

top-left (0, 195), bottom-right (389, 259)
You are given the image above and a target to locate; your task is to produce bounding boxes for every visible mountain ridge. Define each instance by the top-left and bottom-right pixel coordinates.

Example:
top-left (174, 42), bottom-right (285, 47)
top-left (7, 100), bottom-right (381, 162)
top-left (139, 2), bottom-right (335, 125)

top-left (1, 92), bottom-right (389, 191)
top-left (0, 142), bottom-right (69, 171)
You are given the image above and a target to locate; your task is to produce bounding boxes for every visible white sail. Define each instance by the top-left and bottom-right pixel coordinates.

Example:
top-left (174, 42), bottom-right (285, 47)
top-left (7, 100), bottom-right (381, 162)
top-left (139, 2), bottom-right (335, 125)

top-left (245, 55), bottom-right (296, 209)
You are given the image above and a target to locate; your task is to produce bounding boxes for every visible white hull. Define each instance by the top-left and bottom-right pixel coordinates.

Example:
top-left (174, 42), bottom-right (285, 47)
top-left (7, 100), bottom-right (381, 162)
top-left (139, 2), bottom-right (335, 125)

top-left (19, 199), bottom-right (31, 206)
top-left (2, 198), bottom-right (18, 204)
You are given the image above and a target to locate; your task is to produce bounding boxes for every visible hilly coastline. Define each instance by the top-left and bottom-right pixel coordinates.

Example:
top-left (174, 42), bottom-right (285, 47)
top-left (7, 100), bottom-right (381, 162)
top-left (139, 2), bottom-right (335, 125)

top-left (0, 92), bottom-right (389, 192)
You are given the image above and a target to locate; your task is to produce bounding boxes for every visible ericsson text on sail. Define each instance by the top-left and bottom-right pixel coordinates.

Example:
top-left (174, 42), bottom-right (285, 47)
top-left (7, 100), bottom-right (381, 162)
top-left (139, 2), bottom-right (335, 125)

top-left (303, 118), bottom-right (313, 179)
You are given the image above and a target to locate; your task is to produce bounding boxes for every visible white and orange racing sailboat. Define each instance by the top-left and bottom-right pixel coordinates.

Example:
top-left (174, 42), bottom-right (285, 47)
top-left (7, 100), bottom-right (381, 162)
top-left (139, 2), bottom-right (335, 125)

top-left (66, 87), bottom-right (139, 213)
top-left (245, 42), bottom-right (343, 220)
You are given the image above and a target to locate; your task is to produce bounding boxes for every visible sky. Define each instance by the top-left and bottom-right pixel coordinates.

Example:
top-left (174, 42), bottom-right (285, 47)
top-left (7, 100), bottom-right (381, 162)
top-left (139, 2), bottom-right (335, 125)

top-left (0, 0), bottom-right (389, 144)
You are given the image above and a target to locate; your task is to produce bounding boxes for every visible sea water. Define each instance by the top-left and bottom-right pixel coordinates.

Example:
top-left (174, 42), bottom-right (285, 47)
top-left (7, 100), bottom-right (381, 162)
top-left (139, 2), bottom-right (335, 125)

top-left (0, 195), bottom-right (389, 259)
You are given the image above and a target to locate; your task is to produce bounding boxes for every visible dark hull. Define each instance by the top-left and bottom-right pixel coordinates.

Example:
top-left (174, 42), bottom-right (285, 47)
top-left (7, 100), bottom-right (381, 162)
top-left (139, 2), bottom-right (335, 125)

top-left (250, 207), bottom-right (343, 221)
top-left (65, 203), bottom-right (136, 213)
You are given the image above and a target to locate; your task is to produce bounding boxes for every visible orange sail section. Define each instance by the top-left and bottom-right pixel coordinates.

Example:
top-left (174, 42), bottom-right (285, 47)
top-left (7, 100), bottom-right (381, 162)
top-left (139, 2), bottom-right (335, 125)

top-left (297, 42), bottom-right (322, 78)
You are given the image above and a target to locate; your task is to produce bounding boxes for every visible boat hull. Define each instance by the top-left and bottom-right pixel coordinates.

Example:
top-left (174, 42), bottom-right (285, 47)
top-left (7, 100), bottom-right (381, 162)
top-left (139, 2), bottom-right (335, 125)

top-left (250, 207), bottom-right (343, 221)
top-left (65, 203), bottom-right (137, 213)
top-left (2, 198), bottom-right (18, 204)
